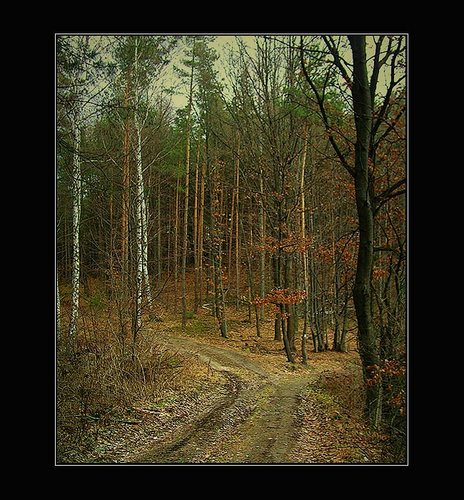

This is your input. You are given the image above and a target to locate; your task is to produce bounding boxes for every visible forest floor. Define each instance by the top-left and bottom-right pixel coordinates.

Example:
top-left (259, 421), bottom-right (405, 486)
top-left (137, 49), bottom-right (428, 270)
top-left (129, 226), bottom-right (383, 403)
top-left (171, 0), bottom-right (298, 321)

top-left (59, 303), bottom-right (394, 464)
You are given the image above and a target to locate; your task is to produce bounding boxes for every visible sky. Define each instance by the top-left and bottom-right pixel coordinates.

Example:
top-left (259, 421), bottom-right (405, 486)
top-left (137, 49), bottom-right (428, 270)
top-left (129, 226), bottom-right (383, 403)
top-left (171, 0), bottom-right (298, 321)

top-left (167, 35), bottom-right (256, 109)
top-left (163, 35), bottom-right (402, 110)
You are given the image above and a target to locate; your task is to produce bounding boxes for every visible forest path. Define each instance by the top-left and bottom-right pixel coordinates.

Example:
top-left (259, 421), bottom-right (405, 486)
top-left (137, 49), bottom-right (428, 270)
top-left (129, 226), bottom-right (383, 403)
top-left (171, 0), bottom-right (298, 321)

top-left (132, 333), bottom-right (312, 464)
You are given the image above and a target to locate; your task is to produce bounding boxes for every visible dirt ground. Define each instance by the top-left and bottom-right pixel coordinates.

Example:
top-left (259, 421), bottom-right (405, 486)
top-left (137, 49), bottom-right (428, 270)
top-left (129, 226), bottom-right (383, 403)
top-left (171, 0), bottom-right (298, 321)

top-left (61, 306), bottom-right (392, 464)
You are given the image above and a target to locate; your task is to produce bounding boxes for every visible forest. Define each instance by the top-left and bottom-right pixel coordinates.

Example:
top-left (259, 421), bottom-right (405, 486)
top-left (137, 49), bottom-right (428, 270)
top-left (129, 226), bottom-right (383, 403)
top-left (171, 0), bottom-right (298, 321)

top-left (56, 34), bottom-right (407, 464)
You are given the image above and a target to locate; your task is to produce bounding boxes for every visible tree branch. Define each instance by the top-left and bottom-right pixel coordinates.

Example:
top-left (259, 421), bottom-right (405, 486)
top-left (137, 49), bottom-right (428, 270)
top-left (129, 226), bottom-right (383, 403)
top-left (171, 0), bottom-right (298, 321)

top-left (374, 177), bottom-right (406, 214)
top-left (299, 37), bottom-right (355, 178)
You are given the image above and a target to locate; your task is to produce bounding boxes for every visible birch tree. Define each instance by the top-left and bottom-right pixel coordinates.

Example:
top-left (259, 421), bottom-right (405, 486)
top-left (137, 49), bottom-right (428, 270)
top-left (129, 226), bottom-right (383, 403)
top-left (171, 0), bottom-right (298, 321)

top-left (63, 36), bottom-right (90, 343)
top-left (69, 105), bottom-right (82, 341)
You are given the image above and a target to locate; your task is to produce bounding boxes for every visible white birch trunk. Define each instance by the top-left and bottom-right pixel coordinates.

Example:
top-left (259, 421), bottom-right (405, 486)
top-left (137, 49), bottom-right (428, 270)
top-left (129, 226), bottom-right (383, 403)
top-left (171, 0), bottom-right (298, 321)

top-left (133, 37), bottom-right (145, 336)
top-left (140, 163), bottom-right (152, 305)
top-left (134, 118), bottom-right (144, 335)
top-left (133, 38), bottom-right (152, 334)
top-left (69, 117), bottom-right (81, 340)
top-left (67, 36), bottom-right (89, 343)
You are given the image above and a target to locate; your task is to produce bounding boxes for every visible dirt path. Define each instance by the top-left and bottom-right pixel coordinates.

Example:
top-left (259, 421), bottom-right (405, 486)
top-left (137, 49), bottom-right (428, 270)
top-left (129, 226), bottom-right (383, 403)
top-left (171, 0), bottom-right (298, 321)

top-left (132, 334), bottom-right (311, 464)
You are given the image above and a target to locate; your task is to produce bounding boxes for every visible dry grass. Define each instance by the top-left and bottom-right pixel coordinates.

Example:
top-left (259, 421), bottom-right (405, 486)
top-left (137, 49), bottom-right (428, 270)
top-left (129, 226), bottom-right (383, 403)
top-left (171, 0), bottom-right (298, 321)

top-left (56, 276), bottom-right (404, 463)
top-left (56, 283), bottom-right (219, 463)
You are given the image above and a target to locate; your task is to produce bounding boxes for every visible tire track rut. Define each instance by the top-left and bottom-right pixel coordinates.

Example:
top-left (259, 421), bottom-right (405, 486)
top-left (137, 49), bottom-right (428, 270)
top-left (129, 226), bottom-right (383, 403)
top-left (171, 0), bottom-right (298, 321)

top-left (132, 334), bottom-right (310, 464)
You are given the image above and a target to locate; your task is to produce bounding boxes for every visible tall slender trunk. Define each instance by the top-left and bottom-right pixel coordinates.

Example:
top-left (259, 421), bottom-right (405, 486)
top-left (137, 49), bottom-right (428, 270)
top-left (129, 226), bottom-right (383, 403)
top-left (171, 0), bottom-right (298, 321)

top-left (340, 287), bottom-right (350, 352)
top-left (157, 176), bottom-right (162, 289)
top-left (300, 125), bottom-right (309, 364)
top-left (193, 144), bottom-right (200, 313)
top-left (198, 155), bottom-right (206, 306)
top-left (134, 116), bottom-right (144, 352)
top-left (132, 37), bottom-right (148, 354)
top-left (259, 166), bottom-right (266, 320)
top-left (331, 164), bottom-right (340, 351)
top-left (228, 178), bottom-right (235, 283)
top-left (57, 274), bottom-right (61, 340)
top-left (273, 255), bottom-right (282, 341)
top-left (63, 212), bottom-right (69, 281)
top-left (235, 132), bottom-right (241, 309)
top-left (211, 161), bottom-right (228, 338)
top-left (121, 71), bottom-right (131, 297)
top-left (69, 116), bottom-right (82, 342)
top-left (174, 176), bottom-right (180, 306)
top-left (182, 41), bottom-right (195, 330)
top-left (108, 163), bottom-right (115, 300)
top-left (349, 35), bottom-right (380, 427)
top-left (141, 176), bottom-right (151, 305)
top-left (240, 214), bottom-right (260, 337)
top-left (167, 193), bottom-right (171, 278)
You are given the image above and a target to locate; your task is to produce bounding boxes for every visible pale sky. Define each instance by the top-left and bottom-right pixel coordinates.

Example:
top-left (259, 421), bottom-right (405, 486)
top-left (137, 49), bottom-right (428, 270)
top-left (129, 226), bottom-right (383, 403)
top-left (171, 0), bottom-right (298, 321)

top-left (166, 35), bottom-right (403, 110)
top-left (168, 35), bottom-right (256, 109)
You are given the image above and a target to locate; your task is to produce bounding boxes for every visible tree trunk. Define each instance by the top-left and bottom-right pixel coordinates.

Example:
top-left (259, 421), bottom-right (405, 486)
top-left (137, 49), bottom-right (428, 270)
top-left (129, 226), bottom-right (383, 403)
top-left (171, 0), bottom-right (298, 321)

top-left (198, 153), bottom-right (206, 307)
top-left (193, 144), bottom-right (200, 313)
top-left (174, 176), bottom-right (180, 306)
top-left (228, 175), bottom-right (235, 285)
top-left (211, 162), bottom-right (228, 338)
top-left (157, 176), bottom-right (162, 289)
top-left (69, 117), bottom-right (82, 343)
top-left (57, 274), bottom-right (61, 341)
top-left (273, 255), bottom-right (282, 341)
top-left (235, 133), bottom-right (241, 309)
top-left (182, 41), bottom-right (195, 331)
top-left (281, 303), bottom-right (294, 363)
top-left (133, 117), bottom-right (144, 355)
top-left (119, 91), bottom-right (131, 354)
top-left (240, 216), bottom-right (260, 337)
top-left (340, 289), bottom-right (350, 352)
top-left (141, 168), bottom-right (151, 305)
top-left (300, 126), bottom-right (309, 364)
top-left (284, 255), bottom-right (296, 353)
top-left (348, 35), bottom-right (381, 428)
top-left (259, 166), bottom-right (266, 321)
top-left (132, 37), bottom-right (146, 355)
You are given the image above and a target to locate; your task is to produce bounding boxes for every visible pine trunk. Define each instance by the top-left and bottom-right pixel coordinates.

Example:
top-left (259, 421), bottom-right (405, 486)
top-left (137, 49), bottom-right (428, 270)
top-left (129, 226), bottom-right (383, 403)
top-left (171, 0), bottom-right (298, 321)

top-left (174, 176), bottom-right (180, 306)
top-left (193, 144), bottom-right (200, 313)
top-left (121, 71), bottom-right (130, 297)
top-left (259, 166), bottom-right (266, 320)
top-left (157, 177), bottom-right (162, 289)
top-left (182, 42), bottom-right (195, 330)
top-left (198, 156), bottom-right (206, 307)
top-left (235, 132), bottom-right (241, 309)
